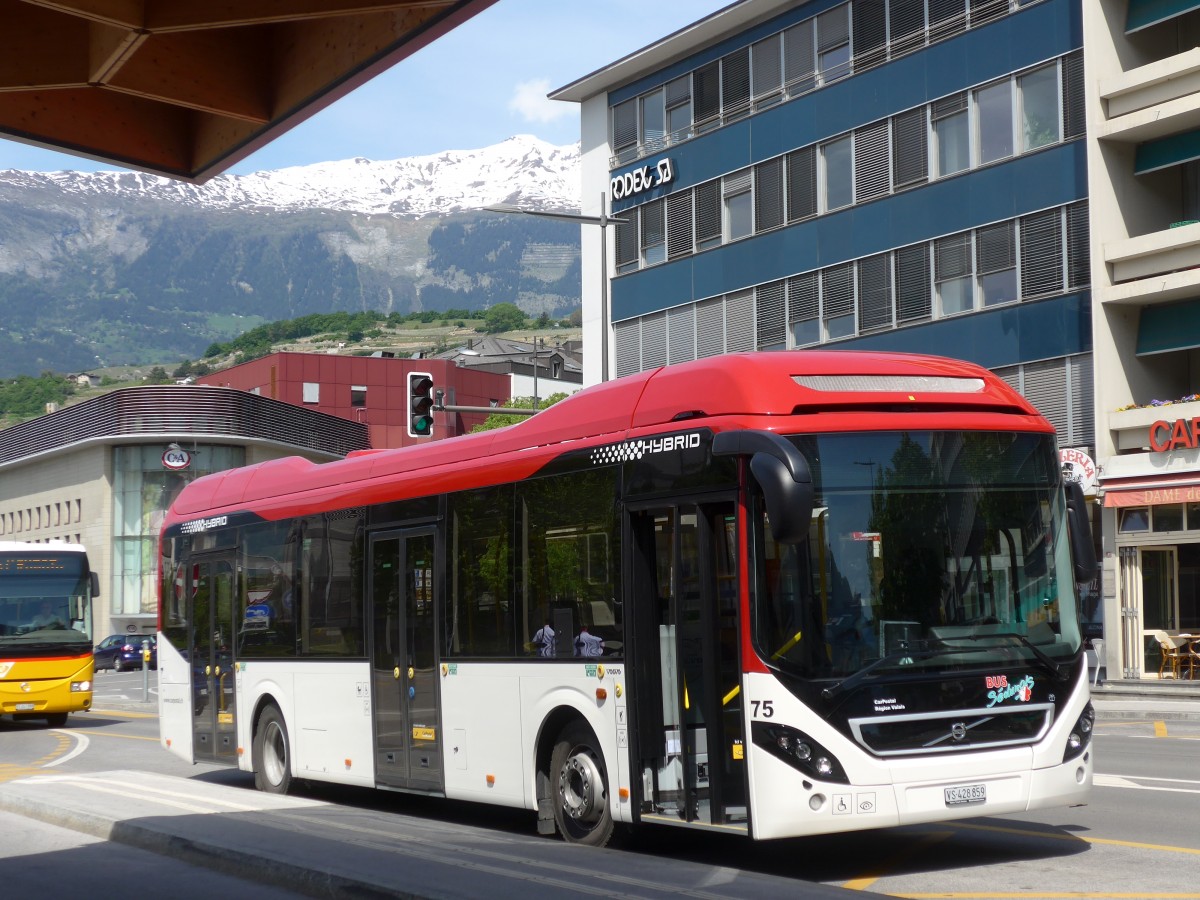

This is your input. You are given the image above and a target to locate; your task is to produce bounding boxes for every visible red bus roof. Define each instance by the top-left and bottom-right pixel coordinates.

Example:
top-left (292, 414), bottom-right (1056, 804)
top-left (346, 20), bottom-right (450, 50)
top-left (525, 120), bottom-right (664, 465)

top-left (166, 351), bottom-right (1048, 524)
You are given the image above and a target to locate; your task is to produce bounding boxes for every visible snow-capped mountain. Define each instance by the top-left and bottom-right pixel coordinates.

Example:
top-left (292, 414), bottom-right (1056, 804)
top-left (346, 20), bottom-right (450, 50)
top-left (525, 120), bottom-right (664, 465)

top-left (0, 134), bottom-right (581, 216)
top-left (0, 136), bottom-right (586, 379)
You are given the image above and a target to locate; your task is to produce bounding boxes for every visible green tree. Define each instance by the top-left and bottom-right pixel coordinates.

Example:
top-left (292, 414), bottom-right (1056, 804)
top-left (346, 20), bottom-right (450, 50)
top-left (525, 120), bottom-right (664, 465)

top-left (144, 366), bottom-right (171, 385)
top-left (481, 302), bottom-right (527, 334)
top-left (472, 392), bottom-right (568, 433)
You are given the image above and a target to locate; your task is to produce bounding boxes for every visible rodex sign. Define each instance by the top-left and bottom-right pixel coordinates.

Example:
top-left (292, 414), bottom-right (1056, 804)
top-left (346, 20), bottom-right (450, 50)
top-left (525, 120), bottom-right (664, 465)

top-left (1149, 417), bottom-right (1200, 452)
top-left (610, 158), bottom-right (674, 201)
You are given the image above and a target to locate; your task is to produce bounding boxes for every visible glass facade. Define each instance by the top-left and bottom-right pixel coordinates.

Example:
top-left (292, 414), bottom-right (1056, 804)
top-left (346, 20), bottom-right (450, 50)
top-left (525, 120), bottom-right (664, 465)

top-left (112, 444), bottom-right (244, 618)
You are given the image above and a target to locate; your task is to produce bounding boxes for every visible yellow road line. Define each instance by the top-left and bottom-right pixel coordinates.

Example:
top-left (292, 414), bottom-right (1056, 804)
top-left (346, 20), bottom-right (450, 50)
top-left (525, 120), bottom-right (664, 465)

top-left (949, 820), bottom-right (1200, 855)
top-left (68, 729), bottom-right (159, 742)
top-left (891, 893), bottom-right (1200, 898)
top-left (842, 830), bottom-right (954, 890)
top-left (1155, 720), bottom-right (1169, 737)
top-left (85, 708), bottom-right (157, 719)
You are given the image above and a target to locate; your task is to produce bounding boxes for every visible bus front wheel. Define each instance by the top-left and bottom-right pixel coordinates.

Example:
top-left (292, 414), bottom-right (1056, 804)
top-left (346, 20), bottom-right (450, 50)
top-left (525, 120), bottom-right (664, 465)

top-left (550, 722), bottom-right (613, 847)
top-left (44, 713), bottom-right (68, 727)
top-left (253, 704), bottom-right (292, 795)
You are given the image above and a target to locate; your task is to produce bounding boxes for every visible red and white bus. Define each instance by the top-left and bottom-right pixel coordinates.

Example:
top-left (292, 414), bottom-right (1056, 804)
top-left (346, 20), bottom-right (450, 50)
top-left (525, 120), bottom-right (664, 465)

top-left (157, 351), bottom-right (1097, 845)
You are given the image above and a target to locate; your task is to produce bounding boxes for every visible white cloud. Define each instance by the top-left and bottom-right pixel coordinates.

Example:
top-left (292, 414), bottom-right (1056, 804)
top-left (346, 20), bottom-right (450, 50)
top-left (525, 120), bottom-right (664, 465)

top-left (508, 78), bottom-right (572, 124)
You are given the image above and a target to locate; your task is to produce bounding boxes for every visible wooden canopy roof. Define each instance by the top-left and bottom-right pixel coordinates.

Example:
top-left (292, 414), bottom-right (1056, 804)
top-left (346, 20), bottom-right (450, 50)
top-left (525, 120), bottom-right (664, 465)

top-left (0, 0), bottom-right (497, 182)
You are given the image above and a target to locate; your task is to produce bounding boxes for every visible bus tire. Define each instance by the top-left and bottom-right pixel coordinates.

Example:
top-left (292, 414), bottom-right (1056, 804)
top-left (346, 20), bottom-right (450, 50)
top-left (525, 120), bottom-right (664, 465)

top-left (44, 713), bottom-right (68, 727)
top-left (253, 704), bottom-right (292, 795)
top-left (550, 721), bottom-right (613, 847)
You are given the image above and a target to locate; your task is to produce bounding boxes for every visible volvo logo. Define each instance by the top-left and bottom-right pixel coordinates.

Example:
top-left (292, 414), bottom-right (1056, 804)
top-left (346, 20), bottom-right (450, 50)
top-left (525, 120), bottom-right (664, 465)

top-left (950, 722), bottom-right (968, 742)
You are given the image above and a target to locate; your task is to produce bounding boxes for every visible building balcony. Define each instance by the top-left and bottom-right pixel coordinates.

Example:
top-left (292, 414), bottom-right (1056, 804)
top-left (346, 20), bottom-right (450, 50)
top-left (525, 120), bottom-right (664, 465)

top-left (1100, 47), bottom-right (1200, 125)
top-left (1110, 400), bottom-right (1200, 451)
top-left (1100, 222), bottom-right (1200, 303)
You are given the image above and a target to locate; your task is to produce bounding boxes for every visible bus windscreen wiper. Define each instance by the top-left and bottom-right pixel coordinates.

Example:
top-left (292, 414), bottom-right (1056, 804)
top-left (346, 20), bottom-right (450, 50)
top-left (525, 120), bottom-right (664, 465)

top-left (946, 631), bottom-right (1071, 683)
top-left (821, 642), bottom-right (996, 701)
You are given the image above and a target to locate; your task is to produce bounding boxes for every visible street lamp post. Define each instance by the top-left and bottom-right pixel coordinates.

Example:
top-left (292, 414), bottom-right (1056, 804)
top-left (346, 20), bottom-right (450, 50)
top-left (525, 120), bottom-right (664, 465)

top-left (484, 194), bottom-right (626, 383)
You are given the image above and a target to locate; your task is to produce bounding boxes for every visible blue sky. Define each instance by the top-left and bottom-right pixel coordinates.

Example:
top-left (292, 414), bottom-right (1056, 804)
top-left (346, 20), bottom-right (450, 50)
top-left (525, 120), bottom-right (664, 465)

top-left (0, 0), bottom-right (731, 175)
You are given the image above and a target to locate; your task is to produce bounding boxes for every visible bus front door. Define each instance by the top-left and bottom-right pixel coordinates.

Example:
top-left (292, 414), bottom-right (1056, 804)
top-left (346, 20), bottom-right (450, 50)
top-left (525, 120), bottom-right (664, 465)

top-left (370, 529), bottom-right (442, 792)
top-left (191, 554), bottom-right (239, 765)
top-left (630, 501), bottom-right (747, 831)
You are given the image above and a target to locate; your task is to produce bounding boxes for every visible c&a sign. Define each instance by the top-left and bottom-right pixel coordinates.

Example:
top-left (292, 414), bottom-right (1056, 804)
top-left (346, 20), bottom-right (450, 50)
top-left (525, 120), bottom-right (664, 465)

top-left (1150, 417), bottom-right (1200, 452)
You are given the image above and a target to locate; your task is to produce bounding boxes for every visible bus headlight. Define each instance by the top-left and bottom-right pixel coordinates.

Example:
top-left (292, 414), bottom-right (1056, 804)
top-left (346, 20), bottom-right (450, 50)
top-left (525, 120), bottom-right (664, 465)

top-left (71, 680), bottom-right (91, 692)
top-left (753, 721), bottom-right (848, 784)
top-left (1063, 702), bottom-right (1094, 762)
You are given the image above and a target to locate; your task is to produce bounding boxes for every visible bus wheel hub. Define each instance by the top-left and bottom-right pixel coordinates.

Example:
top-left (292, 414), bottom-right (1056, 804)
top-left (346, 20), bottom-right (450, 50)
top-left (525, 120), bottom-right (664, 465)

top-left (559, 751), bottom-right (603, 823)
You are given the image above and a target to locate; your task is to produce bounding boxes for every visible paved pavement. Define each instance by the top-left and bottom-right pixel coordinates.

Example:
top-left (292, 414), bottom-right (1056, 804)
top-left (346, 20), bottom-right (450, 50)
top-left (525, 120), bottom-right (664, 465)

top-left (12, 684), bottom-right (1193, 899)
top-left (0, 769), bottom-right (856, 900)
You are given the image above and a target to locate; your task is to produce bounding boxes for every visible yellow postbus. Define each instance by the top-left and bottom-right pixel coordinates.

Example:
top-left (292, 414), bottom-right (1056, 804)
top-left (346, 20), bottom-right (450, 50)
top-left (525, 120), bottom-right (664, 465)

top-left (0, 541), bottom-right (97, 726)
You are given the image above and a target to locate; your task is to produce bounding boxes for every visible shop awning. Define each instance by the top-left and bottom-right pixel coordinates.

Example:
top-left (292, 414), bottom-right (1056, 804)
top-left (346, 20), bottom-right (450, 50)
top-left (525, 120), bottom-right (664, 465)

top-left (1103, 474), bottom-right (1200, 507)
top-left (1127, 0), bottom-right (1200, 33)
top-left (1137, 298), bottom-right (1200, 355)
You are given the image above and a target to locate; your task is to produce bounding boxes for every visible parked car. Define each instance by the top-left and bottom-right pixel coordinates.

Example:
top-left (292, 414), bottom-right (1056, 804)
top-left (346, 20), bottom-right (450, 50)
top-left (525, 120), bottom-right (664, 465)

top-left (94, 634), bottom-right (157, 671)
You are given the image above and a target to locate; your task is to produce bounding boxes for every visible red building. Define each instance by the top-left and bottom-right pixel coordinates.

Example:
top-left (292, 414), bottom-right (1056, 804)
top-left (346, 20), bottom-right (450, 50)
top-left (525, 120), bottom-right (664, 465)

top-left (196, 352), bottom-right (510, 448)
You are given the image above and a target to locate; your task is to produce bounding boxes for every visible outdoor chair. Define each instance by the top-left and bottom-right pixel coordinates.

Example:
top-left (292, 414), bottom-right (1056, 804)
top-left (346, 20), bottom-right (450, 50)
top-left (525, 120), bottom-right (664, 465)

top-left (1153, 630), bottom-right (1186, 679)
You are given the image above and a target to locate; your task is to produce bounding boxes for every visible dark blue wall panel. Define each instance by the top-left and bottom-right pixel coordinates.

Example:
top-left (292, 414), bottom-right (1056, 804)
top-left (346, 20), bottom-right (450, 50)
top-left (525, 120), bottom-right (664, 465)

top-left (610, 142), bottom-right (1087, 321)
top-left (833, 292), bottom-right (1092, 369)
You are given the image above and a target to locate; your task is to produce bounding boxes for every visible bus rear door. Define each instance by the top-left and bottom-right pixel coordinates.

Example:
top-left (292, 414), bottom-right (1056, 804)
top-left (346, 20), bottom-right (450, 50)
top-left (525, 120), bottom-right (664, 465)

top-left (370, 528), bottom-right (442, 792)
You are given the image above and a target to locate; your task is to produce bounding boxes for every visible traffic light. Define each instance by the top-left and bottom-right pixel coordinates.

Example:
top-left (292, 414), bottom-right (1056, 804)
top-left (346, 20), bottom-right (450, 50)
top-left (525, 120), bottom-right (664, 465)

top-left (407, 371), bottom-right (434, 437)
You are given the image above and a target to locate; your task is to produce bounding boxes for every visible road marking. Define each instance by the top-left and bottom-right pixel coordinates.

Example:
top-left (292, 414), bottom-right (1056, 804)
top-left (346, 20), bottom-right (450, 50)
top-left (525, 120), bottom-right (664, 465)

top-left (950, 820), bottom-right (1200, 855)
top-left (841, 830), bottom-right (953, 890)
top-left (43, 730), bottom-right (89, 767)
top-left (86, 708), bottom-right (157, 718)
top-left (67, 729), bottom-right (159, 743)
top-left (1094, 773), bottom-right (1200, 795)
top-left (890, 893), bottom-right (1200, 898)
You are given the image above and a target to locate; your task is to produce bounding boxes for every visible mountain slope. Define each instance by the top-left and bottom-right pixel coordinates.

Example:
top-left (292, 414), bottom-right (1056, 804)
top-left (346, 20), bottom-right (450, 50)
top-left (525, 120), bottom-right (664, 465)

top-left (0, 136), bottom-right (582, 377)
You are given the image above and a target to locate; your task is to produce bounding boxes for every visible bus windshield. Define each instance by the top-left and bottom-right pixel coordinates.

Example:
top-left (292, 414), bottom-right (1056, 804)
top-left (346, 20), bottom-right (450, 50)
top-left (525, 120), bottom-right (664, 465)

top-left (755, 431), bottom-right (1080, 682)
top-left (0, 551), bottom-right (94, 649)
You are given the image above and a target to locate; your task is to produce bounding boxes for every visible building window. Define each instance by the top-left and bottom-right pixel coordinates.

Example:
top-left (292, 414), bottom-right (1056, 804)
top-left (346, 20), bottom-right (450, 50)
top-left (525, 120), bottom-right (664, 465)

top-left (612, 98), bottom-right (638, 162)
top-left (1118, 508), bottom-right (1149, 533)
top-left (694, 181), bottom-right (722, 251)
top-left (822, 264), bottom-right (856, 339)
top-left (816, 5), bottom-right (851, 84)
top-left (1020, 63), bottom-right (1062, 151)
top-left (303, 382), bottom-right (319, 404)
top-left (350, 385), bottom-right (367, 407)
top-left (666, 75), bottom-right (692, 143)
top-left (976, 221), bottom-right (1018, 306)
top-left (641, 199), bottom-right (666, 265)
top-left (822, 135), bottom-right (853, 211)
top-left (932, 92), bottom-right (969, 177)
top-left (1154, 504), bottom-right (1184, 532)
top-left (975, 79), bottom-right (1013, 165)
top-left (935, 232), bottom-right (973, 315)
top-left (723, 170), bottom-right (753, 241)
top-left (641, 89), bottom-right (665, 153)
top-left (751, 32), bottom-right (783, 110)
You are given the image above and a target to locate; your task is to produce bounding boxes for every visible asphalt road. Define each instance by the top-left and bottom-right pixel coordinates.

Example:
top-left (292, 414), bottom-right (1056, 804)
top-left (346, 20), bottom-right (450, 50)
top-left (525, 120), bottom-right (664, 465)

top-left (1, 672), bottom-right (1198, 899)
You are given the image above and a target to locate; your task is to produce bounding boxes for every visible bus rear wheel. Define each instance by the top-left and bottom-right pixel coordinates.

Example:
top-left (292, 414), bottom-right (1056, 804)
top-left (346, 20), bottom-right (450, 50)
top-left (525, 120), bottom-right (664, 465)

top-left (550, 722), bottom-right (613, 847)
top-left (253, 704), bottom-right (292, 795)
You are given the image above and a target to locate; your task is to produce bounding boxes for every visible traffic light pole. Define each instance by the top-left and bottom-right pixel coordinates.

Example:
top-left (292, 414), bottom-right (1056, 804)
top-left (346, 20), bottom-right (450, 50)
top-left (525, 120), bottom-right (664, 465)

top-left (433, 391), bottom-right (538, 417)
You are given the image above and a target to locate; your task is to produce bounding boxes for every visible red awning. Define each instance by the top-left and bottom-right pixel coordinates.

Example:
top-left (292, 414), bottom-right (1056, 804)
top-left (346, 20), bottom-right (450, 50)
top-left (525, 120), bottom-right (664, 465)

top-left (1102, 474), bottom-right (1200, 507)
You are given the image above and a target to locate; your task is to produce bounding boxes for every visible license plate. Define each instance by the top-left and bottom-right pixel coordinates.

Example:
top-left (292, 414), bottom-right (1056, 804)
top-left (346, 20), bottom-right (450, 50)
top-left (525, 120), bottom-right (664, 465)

top-left (15, 702), bottom-right (35, 711)
top-left (944, 783), bottom-right (986, 806)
